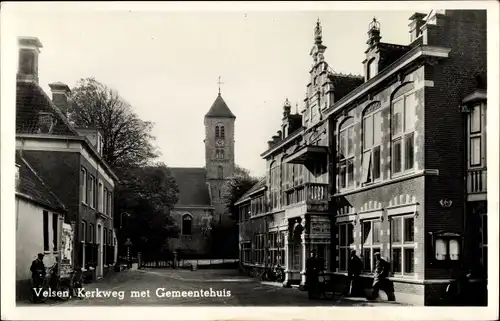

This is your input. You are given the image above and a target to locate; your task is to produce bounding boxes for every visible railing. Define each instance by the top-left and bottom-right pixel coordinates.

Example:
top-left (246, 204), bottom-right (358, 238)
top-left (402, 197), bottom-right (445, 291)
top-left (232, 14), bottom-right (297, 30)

top-left (467, 168), bottom-right (487, 194)
top-left (284, 183), bottom-right (328, 206)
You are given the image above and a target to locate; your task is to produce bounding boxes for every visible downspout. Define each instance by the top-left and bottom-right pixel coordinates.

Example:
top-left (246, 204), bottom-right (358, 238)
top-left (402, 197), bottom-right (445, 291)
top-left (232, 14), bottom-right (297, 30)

top-left (328, 115), bottom-right (337, 272)
top-left (461, 103), bottom-right (468, 274)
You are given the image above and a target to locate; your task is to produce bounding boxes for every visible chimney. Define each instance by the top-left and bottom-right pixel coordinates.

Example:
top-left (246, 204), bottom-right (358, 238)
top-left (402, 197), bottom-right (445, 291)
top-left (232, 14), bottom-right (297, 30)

top-left (49, 82), bottom-right (71, 117)
top-left (17, 37), bottom-right (43, 84)
top-left (408, 13), bottom-right (427, 43)
top-left (267, 140), bottom-right (275, 149)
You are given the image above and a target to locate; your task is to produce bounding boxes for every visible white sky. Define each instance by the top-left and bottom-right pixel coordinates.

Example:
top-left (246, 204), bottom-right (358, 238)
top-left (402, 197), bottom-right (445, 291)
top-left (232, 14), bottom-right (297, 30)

top-left (8, 5), bottom-right (416, 177)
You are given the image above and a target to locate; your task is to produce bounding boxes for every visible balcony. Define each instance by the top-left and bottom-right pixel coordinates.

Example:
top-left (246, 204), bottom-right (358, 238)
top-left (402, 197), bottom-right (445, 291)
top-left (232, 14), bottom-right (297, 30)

top-left (467, 168), bottom-right (487, 201)
top-left (283, 145), bottom-right (328, 164)
top-left (284, 183), bottom-right (329, 214)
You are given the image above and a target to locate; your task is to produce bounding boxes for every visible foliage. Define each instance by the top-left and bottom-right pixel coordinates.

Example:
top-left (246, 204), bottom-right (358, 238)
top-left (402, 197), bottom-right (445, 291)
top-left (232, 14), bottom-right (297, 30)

top-left (68, 78), bottom-right (159, 169)
top-left (116, 162), bottom-right (180, 254)
top-left (220, 165), bottom-right (260, 221)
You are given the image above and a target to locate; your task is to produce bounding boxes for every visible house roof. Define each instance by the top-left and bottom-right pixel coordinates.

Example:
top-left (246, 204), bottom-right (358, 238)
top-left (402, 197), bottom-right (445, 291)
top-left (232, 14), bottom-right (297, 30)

top-left (16, 81), bottom-right (78, 136)
top-left (235, 178), bottom-right (267, 205)
top-left (330, 74), bottom-right (365, 102)
top-left (169, 167), bottom-right (212, 206)
top-left (205, 93), bottom-right (236, 118)
top-left (15, 151), bottom-right (66, 212)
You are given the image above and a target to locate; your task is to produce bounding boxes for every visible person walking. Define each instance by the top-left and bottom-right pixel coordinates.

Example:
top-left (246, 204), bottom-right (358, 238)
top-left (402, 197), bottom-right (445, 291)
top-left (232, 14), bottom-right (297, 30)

top-left (305, 250), bottom-right (322, 300)
top-left (367, 252), bottom-right (395, 301)
top-left (347, 250), bottom-right (363, 296)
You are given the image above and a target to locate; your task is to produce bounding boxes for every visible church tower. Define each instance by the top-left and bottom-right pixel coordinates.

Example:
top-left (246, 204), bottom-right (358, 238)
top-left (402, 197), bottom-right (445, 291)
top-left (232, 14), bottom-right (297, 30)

top-left (204, 83), bottom-right (236, 224)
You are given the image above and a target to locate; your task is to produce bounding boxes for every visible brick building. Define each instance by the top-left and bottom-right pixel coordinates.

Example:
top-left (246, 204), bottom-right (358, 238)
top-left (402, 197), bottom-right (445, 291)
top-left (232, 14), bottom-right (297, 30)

top-left (15, 37), bottom-right (119, 286)
top-left (236, 10), bottom-right (487, 305)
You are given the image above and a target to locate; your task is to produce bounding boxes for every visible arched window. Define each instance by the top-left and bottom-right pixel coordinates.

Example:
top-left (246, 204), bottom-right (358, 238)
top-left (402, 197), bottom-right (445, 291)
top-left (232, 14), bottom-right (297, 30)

top-left (220, 126), bottom-right (225, 138)
top-left (391, 82), bottom-right (416, 175)
top-left (362, 102), bottom-right (382, 184)
top-left (338, 117), bottom-right (355, 189)
top-left (182, 215), bottom-right (192, 235)
top-left (215, 126), bottom-right (220, 139)
top-left (217, 166), bottom-right (223, 179)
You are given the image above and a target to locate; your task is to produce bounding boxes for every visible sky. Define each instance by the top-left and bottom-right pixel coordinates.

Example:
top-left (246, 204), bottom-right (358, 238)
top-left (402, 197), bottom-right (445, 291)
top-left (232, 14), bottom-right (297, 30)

top-left (6, 4), bottom-right (415, 177)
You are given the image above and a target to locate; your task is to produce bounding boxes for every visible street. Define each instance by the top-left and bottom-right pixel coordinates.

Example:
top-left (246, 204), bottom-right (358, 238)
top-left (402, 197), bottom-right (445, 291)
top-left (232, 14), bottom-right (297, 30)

top-left (41, 269), bottom-right (407, 307)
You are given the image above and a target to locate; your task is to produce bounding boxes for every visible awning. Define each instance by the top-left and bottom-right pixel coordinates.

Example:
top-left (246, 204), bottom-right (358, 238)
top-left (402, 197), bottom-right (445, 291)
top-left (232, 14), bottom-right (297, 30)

top-left (283, 145), bottom-right (328, 164)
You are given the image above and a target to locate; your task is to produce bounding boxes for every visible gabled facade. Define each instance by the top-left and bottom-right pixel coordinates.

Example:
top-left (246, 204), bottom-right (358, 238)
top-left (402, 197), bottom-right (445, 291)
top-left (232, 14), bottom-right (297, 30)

top-left (15, 37), bottom-right (119, 284)
top-left (237, 10), bottom-right (487, 306)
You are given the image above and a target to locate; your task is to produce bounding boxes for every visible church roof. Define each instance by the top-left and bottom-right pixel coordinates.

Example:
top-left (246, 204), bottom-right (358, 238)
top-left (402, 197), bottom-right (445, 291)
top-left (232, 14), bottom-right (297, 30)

top-left (205, 93), bottom-right (236, 119)
top-left (169, 167), bottom-right (212, 207)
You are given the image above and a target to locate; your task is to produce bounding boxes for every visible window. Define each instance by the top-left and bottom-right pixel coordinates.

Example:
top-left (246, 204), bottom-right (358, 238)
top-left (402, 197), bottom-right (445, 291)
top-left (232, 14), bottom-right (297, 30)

top-left (43, 210), bottom-right (49, 252)
top-left (469, 104), bottom-right (485, 167)
top-left (390, 216), bottom-right (415, 275)
top-left (338, 118), bottom-right (355, 189)
top-left (269, 162), bottom-right (280, 209)
top-left (241, 242), bottom-right (251, 263)
top-left (108, 192), bottom-right (113, 218)
top-left (81, 167), bottom-right (87, 204)
top-left (312, 243), bottom-right (328, 271)
top-left (88, 174), bottom-right (95, 208)
top-left (253, 234), bottom-right (265, 264)
top-left (52, 213), bottom-right (58, 252)
top-left (221, 126), bottom-right (225, 138)
top-left (217, 166), bottom-right (223, 179)
top-left (98, 181), bottom-right (103, 213)
top-left (392, 91), bottom-right (415, 174)
top-left (337, 222), bottom-right (354, 272)
top-left (215, 125), bottom-right (225, 139)
top-left (362, 220), bottom-right (382, 272)
top-left (80, 220), bottom-right (87, 267)
top-left (434, 237), bottom-right (461, 261)
top-left (182, 215), bottom-right (192, 235)
top-left (88, 223), bottom-right (94, 243)
top-left (367, 59), bottom-right (377, 80)
top-left (362, 102), bottom-right (382, 184)
top-left (216, 149), bottom-right (225, 159)
top-left (480, 213), bottom-right (487, 270)
top-left (104, 187), bottom-right (108, 215)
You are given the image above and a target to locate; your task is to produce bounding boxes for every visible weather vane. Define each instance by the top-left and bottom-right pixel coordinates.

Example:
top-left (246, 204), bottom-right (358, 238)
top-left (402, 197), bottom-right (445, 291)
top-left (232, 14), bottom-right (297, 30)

top-left (217, 76), bottom-right (225, 94)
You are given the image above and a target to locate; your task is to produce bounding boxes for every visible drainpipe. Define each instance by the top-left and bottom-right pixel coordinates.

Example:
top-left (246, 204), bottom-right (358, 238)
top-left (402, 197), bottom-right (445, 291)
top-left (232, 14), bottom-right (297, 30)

top-left (328, 115), bottom-right (337, 272)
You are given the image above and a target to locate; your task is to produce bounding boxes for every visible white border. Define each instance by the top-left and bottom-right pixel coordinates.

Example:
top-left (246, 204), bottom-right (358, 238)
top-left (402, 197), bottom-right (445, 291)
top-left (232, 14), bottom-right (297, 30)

top-left (1, 1), bottom-right (499, 320)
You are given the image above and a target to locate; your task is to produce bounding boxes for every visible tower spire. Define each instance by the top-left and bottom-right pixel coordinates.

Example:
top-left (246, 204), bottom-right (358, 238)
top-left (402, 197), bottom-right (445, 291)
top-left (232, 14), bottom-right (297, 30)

top-left (217, 76), bottom-right (224, 95)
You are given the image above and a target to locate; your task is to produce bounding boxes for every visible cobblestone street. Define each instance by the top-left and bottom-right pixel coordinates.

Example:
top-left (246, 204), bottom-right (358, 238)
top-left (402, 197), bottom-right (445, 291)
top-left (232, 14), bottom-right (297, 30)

top-left (22, 269), bottom-right (409, 307)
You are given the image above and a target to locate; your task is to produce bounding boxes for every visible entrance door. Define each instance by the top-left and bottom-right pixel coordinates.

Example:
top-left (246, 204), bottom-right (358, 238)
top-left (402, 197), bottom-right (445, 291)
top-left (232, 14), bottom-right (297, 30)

top-left (97, 224), bottom-right (103, 278)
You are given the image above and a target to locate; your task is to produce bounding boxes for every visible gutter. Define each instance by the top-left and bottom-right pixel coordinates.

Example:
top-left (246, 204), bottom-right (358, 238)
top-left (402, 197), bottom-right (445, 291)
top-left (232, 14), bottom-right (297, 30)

top-left (16, 133), bottom-right (119, 182)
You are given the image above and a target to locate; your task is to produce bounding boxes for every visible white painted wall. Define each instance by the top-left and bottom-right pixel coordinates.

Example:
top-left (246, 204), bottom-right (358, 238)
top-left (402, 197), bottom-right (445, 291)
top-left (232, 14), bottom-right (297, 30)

top-left (15, 196), bottom-right (61, 281)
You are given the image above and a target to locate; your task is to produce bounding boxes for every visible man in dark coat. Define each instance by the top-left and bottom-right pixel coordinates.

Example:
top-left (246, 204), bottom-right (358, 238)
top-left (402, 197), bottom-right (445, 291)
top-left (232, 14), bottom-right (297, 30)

top-left (347, 250), bottom-right (363, 296)
top-left (368, 252), bottom-right (395, 301)
top-left (30, 253), bottom-right (46, 300)
top-left (305, 250), bottom-right (323, 299)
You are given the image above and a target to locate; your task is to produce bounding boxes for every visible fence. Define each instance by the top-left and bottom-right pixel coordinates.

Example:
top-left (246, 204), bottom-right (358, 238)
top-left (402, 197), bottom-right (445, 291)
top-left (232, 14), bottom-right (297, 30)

top-left (138, 252), bottom-right (238, 270)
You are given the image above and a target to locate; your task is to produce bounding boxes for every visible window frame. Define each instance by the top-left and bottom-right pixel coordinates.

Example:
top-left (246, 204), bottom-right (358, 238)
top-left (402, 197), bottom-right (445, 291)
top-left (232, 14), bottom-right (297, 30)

top-left (181, 214), bottom-right (193, 235)
top-left (98, 180), bottom-right (104, 213)
top-left (468, 103), bottom-right (486, 168)
top-left (337, 118), bottom-right (355, 190)
top-left (391, 89), bottom-right (416, 176)
top-left (81, 167), bottom-right (87, 205)
top-left (88, 174), bottom-right (96, 209)
top-left (362, 102), bottom-right (383, 185)
top-left (361, 219), bottom-right (382, 273)
top-left (389, 215), bottom-right (416, 276)
top-left (43, 210), bottom-right (50, 252)
top-left (336, 222), bottom-right (354, 272)
top-left (241, 242), bottom-right (251, 264)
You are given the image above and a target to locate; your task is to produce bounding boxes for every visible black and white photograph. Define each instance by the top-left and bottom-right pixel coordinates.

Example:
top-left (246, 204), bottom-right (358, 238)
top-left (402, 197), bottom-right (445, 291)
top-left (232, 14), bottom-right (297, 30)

top-left (1, 2), bottom-right (498, 320)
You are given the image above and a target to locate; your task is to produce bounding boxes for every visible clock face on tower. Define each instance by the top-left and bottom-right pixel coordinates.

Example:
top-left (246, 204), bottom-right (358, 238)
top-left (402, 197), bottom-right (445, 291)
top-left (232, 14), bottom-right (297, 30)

top-left (216, 139), bottom-right (225, 147)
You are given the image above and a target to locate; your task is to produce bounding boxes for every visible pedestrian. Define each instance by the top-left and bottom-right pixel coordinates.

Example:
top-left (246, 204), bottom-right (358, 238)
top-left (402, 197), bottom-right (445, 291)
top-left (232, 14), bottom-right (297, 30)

top-left (305, 250), bottom-right (322, 300)
top-left (347, 250), bottom-right (362, 296)
top-left (30, 253), bottom-right (46, 301)
top-left (367, 252), bottom-right (395, 301)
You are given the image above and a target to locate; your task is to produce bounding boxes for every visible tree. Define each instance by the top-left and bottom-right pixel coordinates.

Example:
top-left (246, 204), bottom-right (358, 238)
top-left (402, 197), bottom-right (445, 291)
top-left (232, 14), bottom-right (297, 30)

top-left (68, 78), bottom-right (159, 169)
top-left (116, 162), bottom-right (180, 255)
top-left (221, 165), bottom-right (261, 221)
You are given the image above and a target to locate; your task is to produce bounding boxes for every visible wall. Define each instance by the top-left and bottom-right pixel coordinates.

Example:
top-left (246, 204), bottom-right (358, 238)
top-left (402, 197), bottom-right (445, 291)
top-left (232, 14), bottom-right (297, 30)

top-left (168, 208), bottom-right (212, 256)
top-left (16, 197), bottom-right (60, 300)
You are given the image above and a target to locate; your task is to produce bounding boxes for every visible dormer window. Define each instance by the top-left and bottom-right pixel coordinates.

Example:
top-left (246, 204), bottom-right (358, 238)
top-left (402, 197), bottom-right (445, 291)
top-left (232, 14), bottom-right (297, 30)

top-left (367, 59), bottom-right (377, 80)
top-left (37, 112), bottom-right (55, 134)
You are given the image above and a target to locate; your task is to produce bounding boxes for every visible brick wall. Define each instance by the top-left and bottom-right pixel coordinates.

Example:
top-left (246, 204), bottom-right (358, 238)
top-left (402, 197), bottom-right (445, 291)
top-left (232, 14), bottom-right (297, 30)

top-left (423, 10), bottom-right (487, 279)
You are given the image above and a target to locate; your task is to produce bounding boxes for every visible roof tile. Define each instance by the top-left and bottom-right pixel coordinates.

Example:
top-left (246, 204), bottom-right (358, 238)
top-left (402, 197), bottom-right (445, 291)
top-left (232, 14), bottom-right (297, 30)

top-left (169, 168), bottom-right (212, 206)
